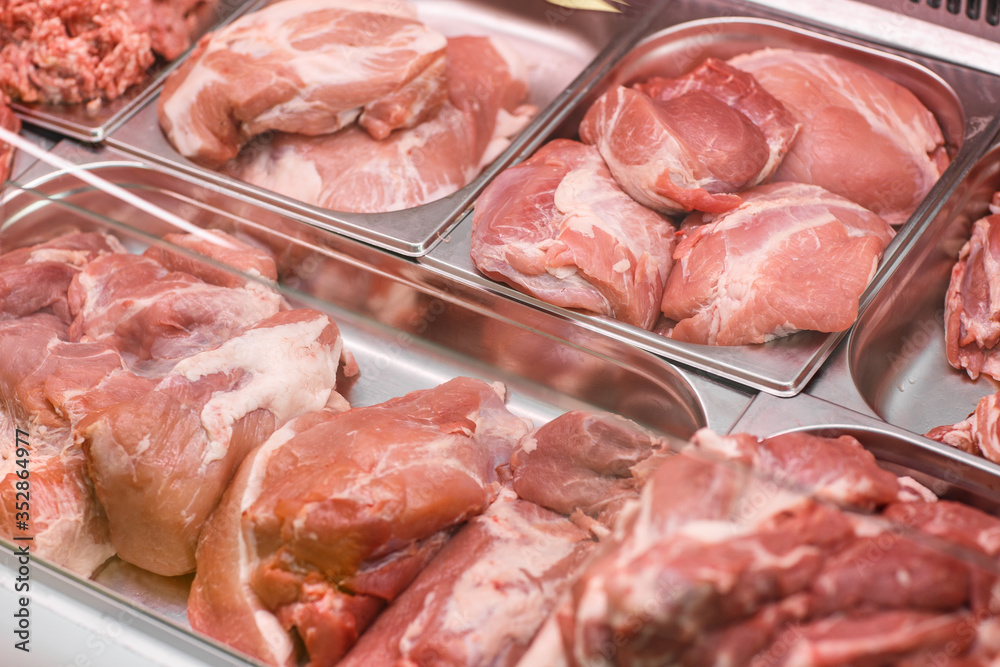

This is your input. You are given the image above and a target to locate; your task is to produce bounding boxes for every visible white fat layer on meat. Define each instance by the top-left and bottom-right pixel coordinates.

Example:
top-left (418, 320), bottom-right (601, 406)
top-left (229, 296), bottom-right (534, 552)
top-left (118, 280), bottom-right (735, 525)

top-left (161, 68), bottom-right (228, 157)
top-left (238, 425), bottom-right (301, 664)
top-left (170, 315), bottom-right (341, 465)
top-left (27, 248), bottom-right (96, 267)
top-left (518, 435), bottom-right (539, 455)
top-left (242, 146), bottom-right (325, 208)
top-left (479, 105), bottom-right (536, 170)
top-left (425, 498), bottom-right (582, 661)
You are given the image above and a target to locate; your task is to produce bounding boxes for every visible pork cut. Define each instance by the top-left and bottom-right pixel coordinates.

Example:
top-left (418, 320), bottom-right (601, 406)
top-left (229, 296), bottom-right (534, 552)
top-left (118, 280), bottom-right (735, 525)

top-left (0, 93), bottom-right (19, 183)
top-left (926, 388), bottom-right (1000, 463)
top-left (728, 48), bottom-right (949, 226)
top-left (578, 58), bottom-right (799, 215)
top-left (157, 0), bottom-right (448, 167)
top-left (188, 377), bottom-right (532, 666)
top-left (82, 308), bottom-right (351, 576)
top-left (227, 35), bottom-right (534, 214)
top-left (471, 139), bottom-right (677, 329)
top-left (660, 181), bottom-right (894, 345)
top-left (339, 490), bottom-right (596, 667)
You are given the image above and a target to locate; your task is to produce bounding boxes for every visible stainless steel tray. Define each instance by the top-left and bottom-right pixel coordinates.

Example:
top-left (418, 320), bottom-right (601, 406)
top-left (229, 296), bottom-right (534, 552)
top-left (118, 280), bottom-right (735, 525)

top-left (730, 391), bottom-right (1000, 514)
top-left (0, 141), bottom-right (753, 665)
top-left (422, 7), bottom-right (1000, 398)
top-left (104, 0), bottom-right (651, 257)
top-left (7, 0), bottom-right (263, 143)
top-left (807, 131), bottom-right (1000, 439)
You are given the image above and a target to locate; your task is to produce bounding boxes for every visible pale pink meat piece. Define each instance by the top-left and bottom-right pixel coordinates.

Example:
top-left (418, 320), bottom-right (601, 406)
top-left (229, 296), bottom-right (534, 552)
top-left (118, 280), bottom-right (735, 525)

top-left (729, 48), bottom-right (949, 226)
top-left (157, 0), bottom-right (448, 167)
top-left (0, 94), bottom-right (19, 182)
top-left (509, 409), bottom-right (673, 525)
top-left (340, 491), bottom-right (596, 667)
top-left (227, 35), bottom-right (534, 214)
top-left (0, 231), bottom-right (125, 322)
top-left (82, 308), bottom-right (351, 576)
top-left (188, 377), bottom-right (531, 666)
top-left (660, 181), bottom-right (894, 345)
top-left (471, 139), bottom-right (676, 329)
top-left (578, 58), bottom-right (799, 215)
top-left (142, 229), bottom-right (278, 289)
top-left (67, 252), bottom-right (283, 375)
top-left (942, 214), bottom-right (1000, 380)
top-left (0, 314), bottom-right (131, 576)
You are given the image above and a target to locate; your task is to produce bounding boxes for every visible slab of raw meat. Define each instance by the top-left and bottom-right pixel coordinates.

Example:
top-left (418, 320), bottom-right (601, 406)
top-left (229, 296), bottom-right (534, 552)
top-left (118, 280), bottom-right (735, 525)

top-left (0, 0), bottom-right (215, 106)
top-left (729, 48), bottom-right (948, 226)
top-left (82, 308), bottom-right (351, 576)
top-left (227, 35), bottom-right (534, 214)
top-left (578, 58), bottom-right (799, 215)
top-left (942, 213), bottom-right (1000, 380)
top-left (471, 139), bottom-right (676, 329)
top-left (67, 253), bottom-right (283, 375)
top-left (0, 231), bottom-right (124, 322)
top-left (0, 314), bottom-right (123, 576)
top-left (509, 410), bottom-right (673, 525)
top-left (339, 490), bottom-right (596, 667)
top-left (660, 181), bottom-right (894, 345)
top-left (926, 386), bottom-right (1000, 463)
top-left (142, 229), bottom-right (278, 289)
top-left (188, 377), bottom-right (532, 666)
top-left (158, 0), bottom-right (448, 167)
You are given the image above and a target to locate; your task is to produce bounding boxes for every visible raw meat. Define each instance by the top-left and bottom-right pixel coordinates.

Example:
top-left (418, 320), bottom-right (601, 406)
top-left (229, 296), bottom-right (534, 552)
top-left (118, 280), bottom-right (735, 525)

top-left (158, 0), bottom-right (448, 167)
top-left (67, 252), bottom-right (283, 375)
top-left (188, 377), bottom-right (531, 666)
top-left (227, 35), bottom-right (535, 214)
top-left (578, 58), bottom-right (799, 215)
top-left (729, 48), bottom-right (949, 226)
top-left (0, 0), bottom-right (216, 106)
top-left (509, 410), bottom-right (673, 525)
top-left (660, 181), bottom-right (894, 345)
top-left (142, 229), bottom-right (278, 289)
top-left (942, 213), bottom-right (1000, 380)
top-left (340, 490), bottom-right (596, 667)
top-left (82, 308), bottom-right (351, 576)
top-left (927, 389), bottom-right (1000, 463)
top-left (0, 231), bottom-right (124, 322)
top-left (470, 139), bottom-right (677, 329)
top-left (0, 93), bottom-right (19, 182)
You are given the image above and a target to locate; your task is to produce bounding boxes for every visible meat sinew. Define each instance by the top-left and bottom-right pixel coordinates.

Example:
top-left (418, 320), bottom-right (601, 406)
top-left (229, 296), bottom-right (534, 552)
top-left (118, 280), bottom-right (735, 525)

top-left (188, 377), bottom-right (531, 667)
top-left (227, 35), bottom-right (535, 214)
top-left (578, 58), bottom-right (799, 215)
top-left (157, 0), bottom-right (448, 168)
top-left (659, 181), bottom-right (895, 345)
top-left (728, 48), bottom-right (949, 226)
top-left (0, 0), bottom-right (216, 106)
top-left (470, 139), bottom-right (677, 330)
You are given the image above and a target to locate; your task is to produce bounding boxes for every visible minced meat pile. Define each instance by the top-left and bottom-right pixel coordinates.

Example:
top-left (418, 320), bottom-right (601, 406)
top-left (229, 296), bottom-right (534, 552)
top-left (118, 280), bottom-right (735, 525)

top-left (0, 0), bottom-right (218, 107)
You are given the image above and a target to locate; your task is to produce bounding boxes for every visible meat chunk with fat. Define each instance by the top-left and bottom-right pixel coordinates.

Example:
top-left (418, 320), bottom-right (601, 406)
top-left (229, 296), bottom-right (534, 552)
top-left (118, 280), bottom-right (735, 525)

top-left (227, 35), bottom-right (535, 214)
top-left (0, 94), bottom-right (20, 183)
top-left (340, 491), bottom-right (596, 667)
top-left (729, 48), bottom-right (949, 226)
top-left (471, 139), bottom-right (676, 329)
top-left (158, 0), bottom-right (448, 167)
top-left (942, 213), bottom-right (1000, 380)
top-left (82, 309), bottom-right (351, 576)
top-left (660, 181), bottom-right (894, 345)
top-left (578, 58), bottom-right (799, 215)
top-left (188, 377), bottom-right (532, 666)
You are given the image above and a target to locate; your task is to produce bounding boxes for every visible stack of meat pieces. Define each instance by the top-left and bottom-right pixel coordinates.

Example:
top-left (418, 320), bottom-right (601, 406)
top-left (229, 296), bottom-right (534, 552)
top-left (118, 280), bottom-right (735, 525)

top-left (0, 0), bottom-right (217, 106)
top-left (472, 48), bottom-right (948, 345)
top-left (157, 0), bottom-right (536, 214)
top-left (520, 429), bottom-right (1000, 666)
top-left (0, 228), bottom-right (356, 577)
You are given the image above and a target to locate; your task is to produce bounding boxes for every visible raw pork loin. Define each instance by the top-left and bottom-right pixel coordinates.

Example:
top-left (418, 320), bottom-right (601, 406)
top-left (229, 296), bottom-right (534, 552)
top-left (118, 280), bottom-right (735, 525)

top-left (942, 209), bottom-right (1000, 381)
top-left (729, 48), bottom-right (949, 226)
top-left (660, 181), bottom-right (894, 345)
top-left (188, 377), bottom-right (531, 666)
top-left (158, 0), bottom-right (448, 167)
top-left (227, 35), bottom-right (534, 214)
top-left (471, 139), bottom-right (677, 329)
top-left (578, 58), bottom-right (799, 215)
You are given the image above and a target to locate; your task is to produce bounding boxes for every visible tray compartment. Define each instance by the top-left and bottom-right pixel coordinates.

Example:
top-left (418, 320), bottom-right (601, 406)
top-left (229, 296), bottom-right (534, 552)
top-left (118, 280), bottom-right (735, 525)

top-left (423, 6), bottom-right (992, 397)
top-left (104, 0), bottom-right (647, 256)
top-left (0, 145), bottom-right (753, 665)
